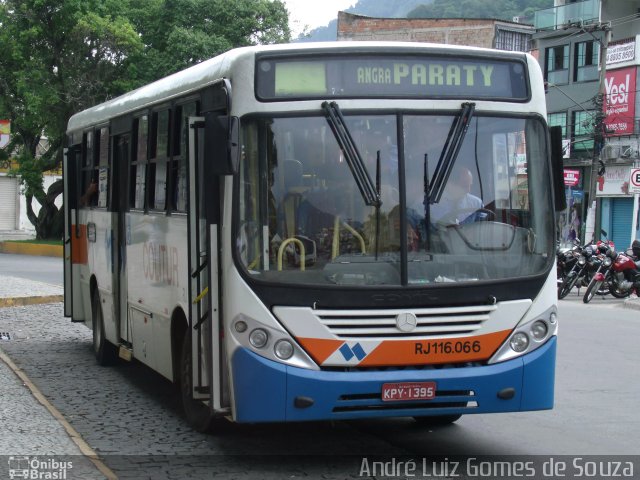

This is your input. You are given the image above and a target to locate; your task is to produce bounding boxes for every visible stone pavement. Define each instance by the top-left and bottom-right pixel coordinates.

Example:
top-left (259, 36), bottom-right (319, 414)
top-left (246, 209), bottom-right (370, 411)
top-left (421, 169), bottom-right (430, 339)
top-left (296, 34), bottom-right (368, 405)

top-left (0, 275), bottom-right (112, 479)
top-left (0, 275), bottom-right (64, 307)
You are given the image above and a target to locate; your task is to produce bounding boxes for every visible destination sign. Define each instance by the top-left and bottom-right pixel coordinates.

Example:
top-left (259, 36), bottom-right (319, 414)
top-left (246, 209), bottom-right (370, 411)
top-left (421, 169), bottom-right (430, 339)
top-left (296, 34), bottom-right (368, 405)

top-left (256, 54), bottom-right (529, 101)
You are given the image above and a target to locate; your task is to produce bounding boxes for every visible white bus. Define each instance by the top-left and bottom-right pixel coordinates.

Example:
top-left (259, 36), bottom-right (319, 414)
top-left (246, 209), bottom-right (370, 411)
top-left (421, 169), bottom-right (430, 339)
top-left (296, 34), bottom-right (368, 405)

top-left (64, 42), bottom-right (565, 431)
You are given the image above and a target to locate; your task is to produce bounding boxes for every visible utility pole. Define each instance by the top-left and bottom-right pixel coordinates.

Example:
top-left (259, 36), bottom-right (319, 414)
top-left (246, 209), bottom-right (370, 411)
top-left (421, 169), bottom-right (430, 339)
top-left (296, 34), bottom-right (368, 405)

top-left (585, 21), bottom-right (611, 243)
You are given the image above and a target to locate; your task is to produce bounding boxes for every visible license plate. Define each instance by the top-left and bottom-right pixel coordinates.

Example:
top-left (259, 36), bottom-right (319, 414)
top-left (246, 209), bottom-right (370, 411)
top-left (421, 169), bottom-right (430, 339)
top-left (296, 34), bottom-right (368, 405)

top-left (381, 382), bottom-right (436, 402)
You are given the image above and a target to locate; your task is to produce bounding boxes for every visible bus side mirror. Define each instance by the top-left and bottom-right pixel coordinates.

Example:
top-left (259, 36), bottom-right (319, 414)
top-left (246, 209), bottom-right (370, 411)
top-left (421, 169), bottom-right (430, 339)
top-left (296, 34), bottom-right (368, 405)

top-left (205, 113), bottom-right (240, 175)
top-left (549, 126), bottom-right (567, 212)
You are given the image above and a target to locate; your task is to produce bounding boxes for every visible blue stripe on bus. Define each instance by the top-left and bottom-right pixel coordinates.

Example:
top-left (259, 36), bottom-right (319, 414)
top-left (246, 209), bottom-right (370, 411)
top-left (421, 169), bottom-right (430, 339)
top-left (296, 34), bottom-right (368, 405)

top-left (231, 337), bottom-right (556, 423)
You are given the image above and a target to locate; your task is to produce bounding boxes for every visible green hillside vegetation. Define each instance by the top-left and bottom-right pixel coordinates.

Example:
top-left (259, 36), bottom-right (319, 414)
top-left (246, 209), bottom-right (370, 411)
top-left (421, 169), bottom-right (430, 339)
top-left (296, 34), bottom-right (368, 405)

top-left (408, 0), bottom-right (553, 21)
top-left (298, 0), bottom-right (554, 42)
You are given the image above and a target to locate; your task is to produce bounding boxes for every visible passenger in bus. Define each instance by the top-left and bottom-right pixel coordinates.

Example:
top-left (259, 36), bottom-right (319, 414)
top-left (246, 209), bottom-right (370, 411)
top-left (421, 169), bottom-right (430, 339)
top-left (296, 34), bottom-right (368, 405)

top-left (80, 180), bottom-right (98, 207)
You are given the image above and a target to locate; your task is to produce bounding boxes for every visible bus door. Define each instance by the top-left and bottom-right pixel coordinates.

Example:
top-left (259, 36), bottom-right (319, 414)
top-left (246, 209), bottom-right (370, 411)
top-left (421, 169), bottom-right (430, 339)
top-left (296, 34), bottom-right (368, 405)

top-left (187, 115), bottom-right (221, 409)
top-left (63, 144), bottom-right (84, 320)
top-left (112, 133), bottom-right (131, 346)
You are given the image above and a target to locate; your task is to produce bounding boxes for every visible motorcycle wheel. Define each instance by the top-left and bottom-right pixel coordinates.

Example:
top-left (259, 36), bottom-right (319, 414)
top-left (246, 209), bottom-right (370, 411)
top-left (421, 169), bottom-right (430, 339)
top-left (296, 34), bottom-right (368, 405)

top-left (558, 275), bottom-right (578, 299)
top-left (609, 283), bottom-right (631, 299)
top-left (583, 278), bottom-right (603, 304)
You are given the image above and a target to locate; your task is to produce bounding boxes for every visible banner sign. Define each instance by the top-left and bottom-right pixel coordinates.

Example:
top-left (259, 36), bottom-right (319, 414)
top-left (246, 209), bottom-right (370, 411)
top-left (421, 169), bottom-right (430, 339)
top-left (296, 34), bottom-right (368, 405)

top-left (0, 120), bottom-right (10, 134)
top-left (606, 41), bottom-right (636, 66)
top-left (596, 165), bottom-right (632, 196)
top-left (604, 67), bottom-right (636, 136)
top-left (563, 169), bottom-right (580, 187)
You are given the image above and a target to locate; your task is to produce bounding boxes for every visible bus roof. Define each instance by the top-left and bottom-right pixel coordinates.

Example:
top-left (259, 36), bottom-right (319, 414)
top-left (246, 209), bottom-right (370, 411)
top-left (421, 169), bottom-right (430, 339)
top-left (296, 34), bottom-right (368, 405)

top-left (66, 41), bottom-right (529, 133)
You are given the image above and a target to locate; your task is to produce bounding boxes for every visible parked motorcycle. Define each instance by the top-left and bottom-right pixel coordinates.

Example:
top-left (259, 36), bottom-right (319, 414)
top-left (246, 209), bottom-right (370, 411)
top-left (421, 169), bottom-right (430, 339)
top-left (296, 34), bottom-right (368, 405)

top-left (607, 240), bottom-right (640, 298)
top-left (584, 238), bottom-right (640, 302)
top-left (556, 239), bottom-right (581, 285)
top-left (583, 244), bottom-right (616, 303)
top-left (557, 243), bottom-right (596, 299)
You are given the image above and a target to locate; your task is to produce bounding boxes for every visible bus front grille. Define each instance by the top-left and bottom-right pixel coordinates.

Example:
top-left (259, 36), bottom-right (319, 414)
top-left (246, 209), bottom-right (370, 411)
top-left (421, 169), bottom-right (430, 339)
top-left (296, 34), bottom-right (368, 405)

top-left (332, 390), bottom-right (477, 413)
top-left (316, 305), bottom-right (496, 339)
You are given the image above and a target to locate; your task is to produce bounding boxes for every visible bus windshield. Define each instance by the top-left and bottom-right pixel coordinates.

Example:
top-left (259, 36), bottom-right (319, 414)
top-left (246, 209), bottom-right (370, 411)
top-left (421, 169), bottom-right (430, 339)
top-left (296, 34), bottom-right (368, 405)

top-left (236, 113), bottom-right (553, 286)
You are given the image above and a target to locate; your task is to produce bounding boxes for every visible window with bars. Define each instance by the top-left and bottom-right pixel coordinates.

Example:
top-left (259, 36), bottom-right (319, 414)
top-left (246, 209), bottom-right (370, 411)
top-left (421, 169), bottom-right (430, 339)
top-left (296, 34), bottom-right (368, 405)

top-left (495, 29), bottom-right (531, 52)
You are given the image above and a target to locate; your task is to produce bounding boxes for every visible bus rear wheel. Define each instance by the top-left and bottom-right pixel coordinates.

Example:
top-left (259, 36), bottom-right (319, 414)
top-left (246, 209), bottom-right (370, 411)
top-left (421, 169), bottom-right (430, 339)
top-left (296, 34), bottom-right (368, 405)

top-left (413, 414), bottom-right (462, 426)
top-left (180, 332), bottom-right (214, 432)
top-left (91, 289), bottom-right (118, 366)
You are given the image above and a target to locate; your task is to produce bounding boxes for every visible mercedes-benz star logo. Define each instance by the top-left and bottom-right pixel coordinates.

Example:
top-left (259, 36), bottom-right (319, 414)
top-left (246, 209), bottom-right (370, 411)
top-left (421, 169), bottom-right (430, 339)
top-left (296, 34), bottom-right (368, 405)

top-left (396, 312), bottom-right (418, 332)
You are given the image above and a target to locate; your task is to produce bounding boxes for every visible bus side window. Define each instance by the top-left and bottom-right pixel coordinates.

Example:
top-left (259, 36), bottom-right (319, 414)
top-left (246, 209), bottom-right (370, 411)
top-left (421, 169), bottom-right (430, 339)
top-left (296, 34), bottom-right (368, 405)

top-left (148, 109), bottom-right (170, 211)
top-left (130, 115), bottom-right (148, 210)
top-left (96, 126), bottom-right (110, 208)
top-left (169, 102), bottom-right (197, 212)
top-left (80, 130), bottom-right (96, 207)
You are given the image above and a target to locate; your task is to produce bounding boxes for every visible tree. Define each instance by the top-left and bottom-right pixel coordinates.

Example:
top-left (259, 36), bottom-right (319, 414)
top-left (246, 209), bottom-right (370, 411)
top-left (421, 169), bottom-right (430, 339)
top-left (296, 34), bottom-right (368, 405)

top-left (0, 0), bottom-right (290, 239)
top-left (130, 0), bottom-right (290, 80)
top-left (0, 0), bottom-right (144, 238)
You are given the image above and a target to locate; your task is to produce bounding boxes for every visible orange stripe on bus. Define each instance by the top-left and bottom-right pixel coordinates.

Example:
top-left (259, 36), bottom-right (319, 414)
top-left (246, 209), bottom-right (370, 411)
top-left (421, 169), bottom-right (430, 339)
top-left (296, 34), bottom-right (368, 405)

top-left (297, 338), bottom-right (344, 365)
top-left (359, 330), bottom-right (512, 367)
top-left (70, 224), bottom-right (88, 265)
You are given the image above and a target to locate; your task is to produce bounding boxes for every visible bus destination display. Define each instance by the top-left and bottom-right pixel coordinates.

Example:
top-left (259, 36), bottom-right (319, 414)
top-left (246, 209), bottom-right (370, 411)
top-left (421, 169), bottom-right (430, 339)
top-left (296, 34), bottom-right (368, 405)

top-left (256, 54), bottom-right (529, 101)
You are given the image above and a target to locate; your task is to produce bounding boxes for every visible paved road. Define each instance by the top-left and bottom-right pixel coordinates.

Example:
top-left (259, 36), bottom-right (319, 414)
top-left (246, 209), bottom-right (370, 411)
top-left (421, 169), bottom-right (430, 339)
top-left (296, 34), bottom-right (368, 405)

top-left (1, 296), bottom-right (638, 479)
top-left (0, 253), bottom-right (63, 286)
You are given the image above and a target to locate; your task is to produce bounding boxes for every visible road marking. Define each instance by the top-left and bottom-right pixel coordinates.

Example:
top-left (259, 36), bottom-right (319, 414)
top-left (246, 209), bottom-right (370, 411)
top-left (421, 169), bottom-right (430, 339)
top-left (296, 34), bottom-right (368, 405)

top-left (0, 295), bottom-right (64, 308)
top-left (0, 349), bottom-right (118, 480)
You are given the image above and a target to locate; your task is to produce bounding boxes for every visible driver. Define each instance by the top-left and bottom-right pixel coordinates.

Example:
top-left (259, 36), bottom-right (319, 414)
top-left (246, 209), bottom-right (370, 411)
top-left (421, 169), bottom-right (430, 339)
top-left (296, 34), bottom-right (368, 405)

top-left (430, 167), bottom-right (483, 225)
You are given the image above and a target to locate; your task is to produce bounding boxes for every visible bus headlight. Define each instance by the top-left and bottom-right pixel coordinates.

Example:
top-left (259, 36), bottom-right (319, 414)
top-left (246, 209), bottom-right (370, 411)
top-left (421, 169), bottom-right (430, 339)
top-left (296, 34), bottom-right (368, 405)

top-left (229, 313), bottom-right (319, 370)
top-left (510, 332), bottom-right (529, 352)
top-left (530, 320), bottom-right (548, 341)
top-left (249, 328), bottom-right (269, 348)
top-left (274, 339), bottom-right (294, 360)
top-left (488, 306), bottom-right (558, 365)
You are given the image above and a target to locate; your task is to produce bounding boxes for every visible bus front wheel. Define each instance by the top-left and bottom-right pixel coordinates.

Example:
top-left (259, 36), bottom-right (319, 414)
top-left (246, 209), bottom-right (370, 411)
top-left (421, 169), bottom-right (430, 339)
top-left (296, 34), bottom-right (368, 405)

top-left (91, 289), bottom-right (118, 366)
top-left (180, 333), bottom-right (214, 432)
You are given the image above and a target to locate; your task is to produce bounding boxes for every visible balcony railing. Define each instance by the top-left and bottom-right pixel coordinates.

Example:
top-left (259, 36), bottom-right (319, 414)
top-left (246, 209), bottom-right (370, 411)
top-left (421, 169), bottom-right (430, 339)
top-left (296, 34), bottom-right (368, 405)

top-left (534, 0), bottom-right (599, 31)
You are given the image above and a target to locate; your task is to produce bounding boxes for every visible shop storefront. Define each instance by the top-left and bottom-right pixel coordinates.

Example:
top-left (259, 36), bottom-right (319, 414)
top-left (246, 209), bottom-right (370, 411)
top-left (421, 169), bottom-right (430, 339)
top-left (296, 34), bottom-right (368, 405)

top-left (597, 164), bottom-right (639, 249)
top-left (558, 168), bottom-right (587, 244)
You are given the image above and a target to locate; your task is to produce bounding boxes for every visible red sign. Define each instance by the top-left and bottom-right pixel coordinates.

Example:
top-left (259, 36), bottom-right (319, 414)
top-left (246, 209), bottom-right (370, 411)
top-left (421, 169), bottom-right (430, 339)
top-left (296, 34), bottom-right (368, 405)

top-left (604, 67), bottom-right (636, 136)
top-left (563, 169), bottom-right (580, 187)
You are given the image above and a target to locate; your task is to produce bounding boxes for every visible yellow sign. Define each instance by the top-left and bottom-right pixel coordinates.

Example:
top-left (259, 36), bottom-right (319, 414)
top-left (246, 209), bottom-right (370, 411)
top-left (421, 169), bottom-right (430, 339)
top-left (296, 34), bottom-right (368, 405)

top-left (0, 120), bottom-right (10, 135)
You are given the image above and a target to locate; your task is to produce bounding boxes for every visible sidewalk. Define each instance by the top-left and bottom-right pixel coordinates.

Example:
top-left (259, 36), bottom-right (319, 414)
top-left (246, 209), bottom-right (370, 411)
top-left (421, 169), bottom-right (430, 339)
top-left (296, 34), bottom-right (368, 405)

top-left (0, 275), bottom-right (112, 479)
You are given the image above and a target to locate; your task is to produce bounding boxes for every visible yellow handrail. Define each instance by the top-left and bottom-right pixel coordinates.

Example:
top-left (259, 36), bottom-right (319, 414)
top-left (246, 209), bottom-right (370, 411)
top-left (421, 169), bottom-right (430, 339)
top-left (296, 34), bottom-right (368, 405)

top-left (277, 237), bottom-right (306, 271)
top-left (332, 216), bottom-right (366, 259)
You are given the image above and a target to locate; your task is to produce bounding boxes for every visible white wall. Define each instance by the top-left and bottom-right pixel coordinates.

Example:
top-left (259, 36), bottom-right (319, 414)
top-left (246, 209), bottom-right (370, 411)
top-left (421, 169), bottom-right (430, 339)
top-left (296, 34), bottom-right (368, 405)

top-left (19, 174), bottom-right (63, 233)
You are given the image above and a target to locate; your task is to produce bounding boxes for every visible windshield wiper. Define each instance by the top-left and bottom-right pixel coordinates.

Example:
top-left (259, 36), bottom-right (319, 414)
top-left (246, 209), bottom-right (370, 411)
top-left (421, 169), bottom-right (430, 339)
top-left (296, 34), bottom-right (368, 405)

top-left (428, 102), bottom-right (475, 204)
top-left (322, 101), bottom-right (381, 208)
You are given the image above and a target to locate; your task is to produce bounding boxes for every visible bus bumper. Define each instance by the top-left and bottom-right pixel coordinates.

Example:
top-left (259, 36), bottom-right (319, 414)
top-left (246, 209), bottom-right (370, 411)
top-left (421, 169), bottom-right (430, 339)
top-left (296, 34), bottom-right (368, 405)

top-left (231, 336), bottom-right (556, 423)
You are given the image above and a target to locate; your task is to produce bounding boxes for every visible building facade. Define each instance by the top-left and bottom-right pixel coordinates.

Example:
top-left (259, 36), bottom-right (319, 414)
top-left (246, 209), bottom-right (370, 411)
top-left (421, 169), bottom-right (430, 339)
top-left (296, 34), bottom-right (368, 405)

top-left (337, 12), bottom-right (534, 51)
top-left (533, 0), bottom-right (640, 249)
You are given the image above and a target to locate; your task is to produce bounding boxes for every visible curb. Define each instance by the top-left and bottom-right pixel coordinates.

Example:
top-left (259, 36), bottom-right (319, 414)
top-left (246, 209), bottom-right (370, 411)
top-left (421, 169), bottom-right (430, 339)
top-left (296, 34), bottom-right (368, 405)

top-left (0, 349), bottom-right (118, 480)
top-left (622, 298), bottom-right (640, 311)
top-left (0, 241), bottom-right (63, 258)
top-left (0, 295), bottom-right (64, 308)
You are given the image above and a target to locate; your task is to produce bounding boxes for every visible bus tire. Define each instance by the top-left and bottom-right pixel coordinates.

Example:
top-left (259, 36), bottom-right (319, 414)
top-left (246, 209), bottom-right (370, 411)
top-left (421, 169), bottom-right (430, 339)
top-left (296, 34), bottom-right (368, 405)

top-left (413, 414), bottom-right (462, 426)
top-left (180, 332), bottom-right (214, 432)
top-left (91, 289), bottom-right (118, 366)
